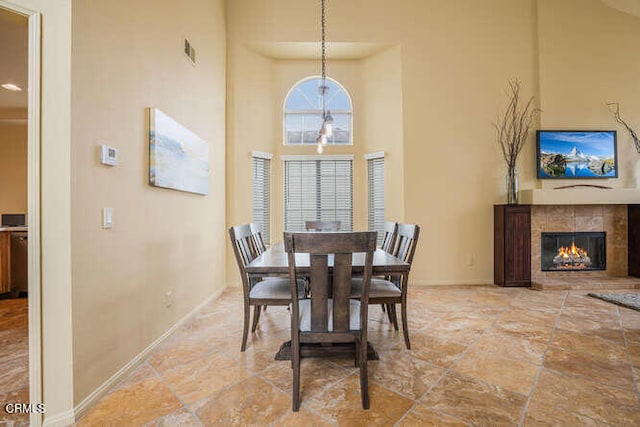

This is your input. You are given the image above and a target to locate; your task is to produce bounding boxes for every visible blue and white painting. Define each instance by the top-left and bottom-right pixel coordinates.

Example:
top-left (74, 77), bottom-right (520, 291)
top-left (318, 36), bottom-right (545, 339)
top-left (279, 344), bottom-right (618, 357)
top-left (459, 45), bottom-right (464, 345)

top-left (149, 108), bottom-right (209, 195)
top-left (537, 131), bottom-right (617, 179)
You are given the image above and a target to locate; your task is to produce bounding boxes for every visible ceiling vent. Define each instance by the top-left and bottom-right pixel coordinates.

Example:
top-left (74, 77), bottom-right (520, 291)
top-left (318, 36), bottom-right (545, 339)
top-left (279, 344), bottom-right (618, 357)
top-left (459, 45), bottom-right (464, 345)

top-left (184, 39), bottom-right (196, 65)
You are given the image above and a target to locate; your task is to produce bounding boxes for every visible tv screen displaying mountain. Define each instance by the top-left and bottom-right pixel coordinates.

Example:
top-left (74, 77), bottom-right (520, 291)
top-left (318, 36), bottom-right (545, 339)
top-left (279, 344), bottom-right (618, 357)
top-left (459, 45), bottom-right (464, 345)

top-left (536, 130), bottom-right (618, 179)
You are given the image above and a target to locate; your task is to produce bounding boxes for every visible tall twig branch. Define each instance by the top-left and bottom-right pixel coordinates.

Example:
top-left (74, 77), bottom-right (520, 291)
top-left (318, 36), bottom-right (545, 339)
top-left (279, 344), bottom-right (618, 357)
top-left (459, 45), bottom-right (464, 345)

top-left (607, 102), bottom-right (640, 153)
top-left (493, 79), bottom-right (540, 171)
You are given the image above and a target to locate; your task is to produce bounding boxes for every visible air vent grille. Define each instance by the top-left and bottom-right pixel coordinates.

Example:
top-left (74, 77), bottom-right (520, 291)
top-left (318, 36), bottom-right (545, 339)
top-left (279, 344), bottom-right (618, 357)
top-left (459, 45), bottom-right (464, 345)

top-left (184, 39), bottom-right (196, 64)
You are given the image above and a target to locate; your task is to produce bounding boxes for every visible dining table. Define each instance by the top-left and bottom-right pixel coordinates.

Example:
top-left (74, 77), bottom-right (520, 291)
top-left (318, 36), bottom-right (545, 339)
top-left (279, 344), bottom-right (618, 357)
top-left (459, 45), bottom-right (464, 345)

top-left (244, 241), bottom-right (411, 360)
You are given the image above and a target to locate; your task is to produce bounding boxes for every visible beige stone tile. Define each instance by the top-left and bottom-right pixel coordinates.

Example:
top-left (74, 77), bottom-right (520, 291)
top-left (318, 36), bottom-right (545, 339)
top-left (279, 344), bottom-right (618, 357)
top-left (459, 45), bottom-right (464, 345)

top-left (147, 332), bottom-right (214, 374)
top-left (77, 375), bottom-right (181, 426)
top-left (273, 406), bottom-right (333, 426)
top-left (574, 215), bottom-right (604, 232)
top-left (528, 368), bottom-right (640, 425)
top-left (192, 376), bottom-right (291, 426)
top-left (544, 345), bottom-right (634, 390)
top-left (421, 371), bottom-right (527, 425)
top-left (0, 351), bottom-right (28, 394)
top-left (161, 351), bottom-right (252, 404)
top-left (260, 359), bottom-right (353, 400)
top-left (420, 315), bottom-right (493, 346)
top-left (555, 311), bottom-right (625, 344)
top-left (369, 350), bottom-right (446, 400)
top-left (452, 346), bottom-right (539, 395)
top-left (408, 331), bottom-right (468, 368)
top-left (112, 362), bottom-right (156, 392)
top-left (398, 402), bottom-right (469, 426)
top-left (0, 387), bottom-right (30, 425)
top-left (523, 399), bottom-right (604, 426)
top-left (144, 408), bottom-right (202, 427)
top-left (305, 374), bottom-right (414, 425)
top-left (472, 331), bottom-right (547, 365)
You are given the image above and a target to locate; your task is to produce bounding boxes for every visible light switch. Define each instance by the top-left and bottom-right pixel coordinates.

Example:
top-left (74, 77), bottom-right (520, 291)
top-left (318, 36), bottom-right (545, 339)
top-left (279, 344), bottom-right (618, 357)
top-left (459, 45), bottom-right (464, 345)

top-left (102, 208), bottom-right (114, 229)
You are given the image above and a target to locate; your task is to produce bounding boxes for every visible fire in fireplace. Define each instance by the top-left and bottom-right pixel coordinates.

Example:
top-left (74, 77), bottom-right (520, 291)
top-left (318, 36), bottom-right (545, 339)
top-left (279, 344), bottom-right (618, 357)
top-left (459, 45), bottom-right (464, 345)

top-left (541, 232), bottom-right (606, 272)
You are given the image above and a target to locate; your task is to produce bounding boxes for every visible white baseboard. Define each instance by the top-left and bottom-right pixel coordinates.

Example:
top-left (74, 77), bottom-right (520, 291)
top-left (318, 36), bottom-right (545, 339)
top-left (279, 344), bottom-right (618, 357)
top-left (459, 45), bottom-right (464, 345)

top-left (72, 287), bottom-right (226, 422)
top-left (42, 409), bottom-right (75, 427)
top-left (410, 279), bottom-right (495, 286)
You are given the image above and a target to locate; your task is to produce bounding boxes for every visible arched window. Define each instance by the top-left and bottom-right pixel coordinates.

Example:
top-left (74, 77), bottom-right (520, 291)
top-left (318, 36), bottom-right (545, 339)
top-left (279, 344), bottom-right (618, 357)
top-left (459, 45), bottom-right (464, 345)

top-left (284, 76), bottom-right (352, 146)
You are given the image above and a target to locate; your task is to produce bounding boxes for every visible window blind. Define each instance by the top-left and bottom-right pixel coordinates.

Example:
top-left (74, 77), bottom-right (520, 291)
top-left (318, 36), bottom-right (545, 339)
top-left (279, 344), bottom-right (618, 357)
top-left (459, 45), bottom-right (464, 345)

top-left (284, 157), bottom-right (353, 232)
top-left (366, 153), bottom-right (385, 246)
top-left (252, 152), bottom-right (272, 244)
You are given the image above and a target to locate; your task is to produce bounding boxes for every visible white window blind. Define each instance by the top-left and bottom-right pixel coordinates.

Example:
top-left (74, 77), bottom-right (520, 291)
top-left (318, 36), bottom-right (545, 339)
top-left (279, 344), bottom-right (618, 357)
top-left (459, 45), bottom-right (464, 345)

top-left (283, 156), bottom-right (353, 232)
top-left (252, 152), bottom-right (272, 244)
top-left (366, 152), bottom-right (385, 246)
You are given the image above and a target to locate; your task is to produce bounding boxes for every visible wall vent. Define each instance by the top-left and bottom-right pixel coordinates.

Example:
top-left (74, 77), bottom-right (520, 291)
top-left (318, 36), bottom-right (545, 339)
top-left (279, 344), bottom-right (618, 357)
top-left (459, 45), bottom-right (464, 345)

top-left (184, 39), bottom-right (196, 64)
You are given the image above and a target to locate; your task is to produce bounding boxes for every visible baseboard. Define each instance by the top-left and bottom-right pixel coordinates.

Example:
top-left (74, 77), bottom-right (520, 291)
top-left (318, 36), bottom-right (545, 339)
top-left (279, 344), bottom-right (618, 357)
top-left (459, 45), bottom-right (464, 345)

top-left (411, 279), bottom-right (495, 286)
top-left (72, 287), bottom-right (226, 422)
top-left (42, 409), bottom-right (74, 427)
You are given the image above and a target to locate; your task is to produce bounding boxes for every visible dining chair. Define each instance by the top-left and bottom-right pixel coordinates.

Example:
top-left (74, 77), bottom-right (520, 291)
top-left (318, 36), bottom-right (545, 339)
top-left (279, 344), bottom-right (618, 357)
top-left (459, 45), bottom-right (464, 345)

top-left (229, 224), bottom-right (306, 351)
top-left (351, 223), bottom-right (420, 349)
top-left (249, 223), bottom-right (267, 254)
top-left (377, 221), bottom-right (398, 316)
top-left (304, 220), bottom-right (341, 231)
top-left (380, 221), bottom-right (398, 253)
top-left (284, 231), bottom-right (377, 411)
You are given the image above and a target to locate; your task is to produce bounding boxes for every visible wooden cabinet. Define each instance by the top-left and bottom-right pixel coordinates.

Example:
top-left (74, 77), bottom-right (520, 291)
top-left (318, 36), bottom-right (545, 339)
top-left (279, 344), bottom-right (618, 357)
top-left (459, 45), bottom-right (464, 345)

top-left (0, 232), bottom-right (10, 293)
top-left (630, 205), bottom-right (640, 278)
top-left (494, 204), bottom-right (531, 287)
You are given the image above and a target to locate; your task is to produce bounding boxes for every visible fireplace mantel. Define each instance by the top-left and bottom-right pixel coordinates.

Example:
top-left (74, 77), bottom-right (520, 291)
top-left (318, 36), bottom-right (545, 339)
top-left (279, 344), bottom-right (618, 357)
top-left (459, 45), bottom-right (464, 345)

top-left (520, 188), bottom-right (640, 205)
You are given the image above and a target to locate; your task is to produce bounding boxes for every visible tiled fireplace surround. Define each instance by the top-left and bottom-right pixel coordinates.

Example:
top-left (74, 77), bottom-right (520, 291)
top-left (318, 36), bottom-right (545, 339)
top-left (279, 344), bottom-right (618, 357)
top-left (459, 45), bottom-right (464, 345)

top-left (531, 205), bottom-right (638, 290)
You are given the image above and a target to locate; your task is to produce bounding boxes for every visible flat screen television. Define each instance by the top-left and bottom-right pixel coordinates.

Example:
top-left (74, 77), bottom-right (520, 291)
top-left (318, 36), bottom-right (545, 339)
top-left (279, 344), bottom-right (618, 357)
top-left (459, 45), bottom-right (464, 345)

top-left (536, 130), bottom-right (618, 179)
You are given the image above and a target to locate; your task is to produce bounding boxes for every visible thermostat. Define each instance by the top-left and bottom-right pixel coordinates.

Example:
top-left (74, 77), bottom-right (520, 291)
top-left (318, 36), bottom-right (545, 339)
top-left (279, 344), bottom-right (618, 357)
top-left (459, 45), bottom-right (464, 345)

top-left (100, 144), bottom-right (118, 166)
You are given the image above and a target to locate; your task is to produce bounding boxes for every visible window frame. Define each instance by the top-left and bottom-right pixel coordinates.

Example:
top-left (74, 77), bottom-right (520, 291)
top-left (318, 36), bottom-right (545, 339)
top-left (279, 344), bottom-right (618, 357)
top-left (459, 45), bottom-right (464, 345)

top-left (283, 75), bottom-right (354, 147)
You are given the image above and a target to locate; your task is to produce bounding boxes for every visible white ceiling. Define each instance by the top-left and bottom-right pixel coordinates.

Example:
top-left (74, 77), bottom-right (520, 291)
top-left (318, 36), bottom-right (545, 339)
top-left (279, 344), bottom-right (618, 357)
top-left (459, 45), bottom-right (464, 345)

top-left (0, 7), bottom-right (28, 111)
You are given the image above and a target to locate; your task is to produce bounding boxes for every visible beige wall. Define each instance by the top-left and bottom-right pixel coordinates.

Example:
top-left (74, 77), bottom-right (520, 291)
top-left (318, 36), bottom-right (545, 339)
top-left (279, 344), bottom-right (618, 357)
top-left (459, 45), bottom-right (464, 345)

top-left (226, 0), bottom-right (640, 286)
top-left (0, 122), bottom-right (27, 214)
top-left (226, 0), bottom-right (539, 285)
top-left (537, 0), bottom-right (640, 188)
top-left (71, 0), bottom-right (226, 404)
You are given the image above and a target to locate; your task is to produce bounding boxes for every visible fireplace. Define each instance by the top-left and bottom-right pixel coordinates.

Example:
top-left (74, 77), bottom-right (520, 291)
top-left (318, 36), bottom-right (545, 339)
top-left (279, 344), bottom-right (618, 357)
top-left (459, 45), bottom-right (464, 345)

top-left (541, 232), bottom-right (606, 272)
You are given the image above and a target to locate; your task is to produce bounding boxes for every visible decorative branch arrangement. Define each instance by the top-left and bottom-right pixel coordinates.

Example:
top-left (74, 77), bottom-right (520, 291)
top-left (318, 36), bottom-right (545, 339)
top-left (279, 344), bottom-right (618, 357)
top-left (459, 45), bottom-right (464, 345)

top-left (493, 79), bottom-right (540, 204)
top-left (607, 102), bottom-right (640, 153)
top-left (494, 79), bottom-right (540, 172)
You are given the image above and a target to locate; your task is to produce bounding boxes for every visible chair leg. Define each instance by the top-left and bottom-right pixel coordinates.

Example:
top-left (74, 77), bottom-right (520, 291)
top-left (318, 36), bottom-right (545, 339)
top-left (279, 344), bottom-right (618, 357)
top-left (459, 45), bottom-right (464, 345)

top-left (401, 301), bottom-right (410, 349)
top-left (359, 337), bottom-right (370, 410)
top-left (389, 304), bottom-right (399, 331)
top-left (385, 304), bottom-right (393, 323)
top-left (241, 302), bottom-right (250, 352)
top-left (292, 335), bottom-right (301, 411)
top-left (380, 304), bottom-right (386, 313)
top-left (251, 305), bottom-right (262, 332)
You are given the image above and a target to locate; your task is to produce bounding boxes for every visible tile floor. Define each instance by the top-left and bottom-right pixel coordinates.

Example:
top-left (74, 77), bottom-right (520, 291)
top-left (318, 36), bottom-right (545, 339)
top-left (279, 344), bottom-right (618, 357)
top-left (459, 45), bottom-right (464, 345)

top-left (3, 286), bottom-right (640, 425)
top-left (75, 286), bottom-right (640, 426)
top-left (0, 297), bottom-right (29, 426)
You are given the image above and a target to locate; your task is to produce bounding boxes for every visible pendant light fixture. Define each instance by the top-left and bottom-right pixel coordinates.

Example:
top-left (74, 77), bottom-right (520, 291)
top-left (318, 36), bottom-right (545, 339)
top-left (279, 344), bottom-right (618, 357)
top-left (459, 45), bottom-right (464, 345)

top-left (316, 0), bottom-right (333, 154)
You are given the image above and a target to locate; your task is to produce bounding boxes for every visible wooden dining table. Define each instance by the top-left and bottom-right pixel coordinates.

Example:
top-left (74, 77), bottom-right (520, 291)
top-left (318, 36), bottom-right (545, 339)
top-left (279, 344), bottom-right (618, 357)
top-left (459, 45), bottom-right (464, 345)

top-left (245, 241), bottom-right (410, 360)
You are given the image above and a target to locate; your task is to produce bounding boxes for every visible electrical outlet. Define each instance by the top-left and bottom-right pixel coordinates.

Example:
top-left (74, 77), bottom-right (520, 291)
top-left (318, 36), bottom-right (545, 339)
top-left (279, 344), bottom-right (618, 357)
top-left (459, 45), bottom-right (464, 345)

top-left (164, 290), bottom-right (174, 308)
top-left (466, 254), bottom-right (474, 267)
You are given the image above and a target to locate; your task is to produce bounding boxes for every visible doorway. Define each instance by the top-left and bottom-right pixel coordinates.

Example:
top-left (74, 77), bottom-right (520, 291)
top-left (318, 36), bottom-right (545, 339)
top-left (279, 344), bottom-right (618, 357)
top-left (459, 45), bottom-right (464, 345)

top-left (0, 2), bottom-right (42, 426)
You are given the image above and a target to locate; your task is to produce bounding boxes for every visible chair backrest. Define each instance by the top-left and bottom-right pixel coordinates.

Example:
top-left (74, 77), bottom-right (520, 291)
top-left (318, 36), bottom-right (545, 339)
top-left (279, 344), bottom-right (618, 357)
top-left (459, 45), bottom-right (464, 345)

top-left (284, 232), bottom-right (376, 336)
top-left (229, 224), bottom-right (260, 268)
top-left (394, 223), bottom-right (420, 265)
top-left (380, 221), bottom-right (398, 253)
top-left (249, 223), bottom-right (267, 255)
top-left (304, 220), bottom-right (341, 232)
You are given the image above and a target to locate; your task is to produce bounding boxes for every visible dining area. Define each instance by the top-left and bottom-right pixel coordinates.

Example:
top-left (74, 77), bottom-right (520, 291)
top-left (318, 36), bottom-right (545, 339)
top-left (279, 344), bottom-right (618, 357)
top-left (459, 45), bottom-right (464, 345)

top-left (229, 220), bottom-right (420, 411)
